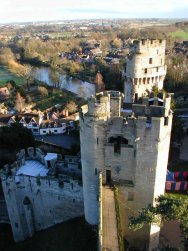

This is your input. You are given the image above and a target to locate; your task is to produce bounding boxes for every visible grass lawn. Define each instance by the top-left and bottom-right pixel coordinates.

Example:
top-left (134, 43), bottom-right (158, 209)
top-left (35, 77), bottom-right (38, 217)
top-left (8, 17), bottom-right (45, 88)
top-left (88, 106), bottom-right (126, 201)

top-left (0, 66), bottom-right (24, 87)
top-left (34, 90), bottom-right (85, 111)
top-left (168, 29), bottom-right (188, 39)
top-left (0, 217), bottom-right (97, 251)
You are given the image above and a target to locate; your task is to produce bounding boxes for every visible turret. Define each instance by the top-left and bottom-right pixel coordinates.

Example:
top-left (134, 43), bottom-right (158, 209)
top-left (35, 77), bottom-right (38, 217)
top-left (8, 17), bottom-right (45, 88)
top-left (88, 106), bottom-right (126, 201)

top-left (124, 39), bottom-right (167, 105)
top-left (79, 93), bottom-right (110, 224)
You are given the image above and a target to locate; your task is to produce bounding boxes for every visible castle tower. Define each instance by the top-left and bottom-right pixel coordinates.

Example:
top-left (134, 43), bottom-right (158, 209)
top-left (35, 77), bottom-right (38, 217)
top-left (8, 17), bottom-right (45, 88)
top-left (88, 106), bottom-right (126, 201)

top-left (128, 95), bottom-right (172, 249)
top-left (79, 94), bottom-right (110, 224)
top-left (124, 39), bottom-right (167, 104)
top-left (80, 90), bottom-right (173, 249)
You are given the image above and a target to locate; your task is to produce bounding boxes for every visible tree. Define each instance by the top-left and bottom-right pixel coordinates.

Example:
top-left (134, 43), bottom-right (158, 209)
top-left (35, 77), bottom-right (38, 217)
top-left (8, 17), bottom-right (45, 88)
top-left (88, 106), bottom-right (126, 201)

top-left (37, 86), bottom-right (48, 97)
top-left (95, 71), bottom-right (105, 93)
top-left (49, 68), bottom-right (61, 88)
top-left (14, 91), bottom-right (25, 112)
top-left (0, 123), bottom-right (35, 151)
top-left (171, 113), bottom-right (184, 143)
top-left (17, 64), bottom-right (33, 91)
top-left (64, 101), bottom-right (78, 114)
top-left (111, 38), bottom-right (123, 48)
top-left (129, 194), bottom-right (188, 249)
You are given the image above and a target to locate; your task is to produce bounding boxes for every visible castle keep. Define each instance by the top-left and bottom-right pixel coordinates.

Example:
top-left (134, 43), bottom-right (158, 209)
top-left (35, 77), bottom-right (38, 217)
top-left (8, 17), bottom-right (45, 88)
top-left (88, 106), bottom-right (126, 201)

top-left (80, 91), bottom-right (172, 249)
top-left (124, 39), bottom-right (166, 104)
top-left (79, 40), bottom-right (172, 250)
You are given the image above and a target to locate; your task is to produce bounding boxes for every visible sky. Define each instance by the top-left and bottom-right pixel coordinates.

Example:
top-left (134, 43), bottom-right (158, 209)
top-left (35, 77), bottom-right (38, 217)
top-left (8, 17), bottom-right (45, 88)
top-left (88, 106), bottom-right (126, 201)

top-left (0, 0), bottom-right (188, 23)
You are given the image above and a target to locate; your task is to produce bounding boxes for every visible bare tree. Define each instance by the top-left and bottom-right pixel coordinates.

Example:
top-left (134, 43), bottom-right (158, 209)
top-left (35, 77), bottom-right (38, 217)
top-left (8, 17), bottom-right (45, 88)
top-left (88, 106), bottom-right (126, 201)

top-left (64, 101), bottom-right (78, 114)
top-left (14, 92), bottom-right (25, 112)
top-left (37, 86), bottom-right (48, 96)
top-left (18, 64), bottom-right (33, 91)
top-left (95, 71), bottom-right (105, 93)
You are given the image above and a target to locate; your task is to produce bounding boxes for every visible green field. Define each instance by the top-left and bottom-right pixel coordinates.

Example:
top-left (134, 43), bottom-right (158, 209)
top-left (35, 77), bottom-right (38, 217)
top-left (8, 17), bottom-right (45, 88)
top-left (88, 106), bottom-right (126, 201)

top-left (0, 66), bottom-right (24, 87)
top-left (169, 30), bottom-right (188, 39)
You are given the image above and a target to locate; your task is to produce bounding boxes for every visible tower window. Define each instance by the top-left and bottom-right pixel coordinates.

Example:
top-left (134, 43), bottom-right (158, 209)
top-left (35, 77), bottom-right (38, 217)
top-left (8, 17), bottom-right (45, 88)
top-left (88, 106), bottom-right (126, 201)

top-left (95, 168), bottom-right (98, 175)
top-left (128, 192), bottom-right (134, 201)
top-left (144, 68), bottom-right (147, 74)
top-left (156, 67), bottom-right (158, 72)
top-left (109, 136), bottom-right (128, 155)
top-left (164, 117), bottom-right (169, 126)
top-left (149, 58), bottom-right (152, 64)
top-left (97, 137), bottom-right (99, 144)
top-left (135, 93), bottom-right (138, 101)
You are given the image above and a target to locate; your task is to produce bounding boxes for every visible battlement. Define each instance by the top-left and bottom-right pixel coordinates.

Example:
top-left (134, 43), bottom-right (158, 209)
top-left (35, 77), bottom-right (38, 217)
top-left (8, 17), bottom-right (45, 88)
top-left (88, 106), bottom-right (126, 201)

top-left (87, 93), bottom-right (110, 117)
top-left (133, 39), bottom-right (166, 53)
top-left (106, 90), bottom-right (122, 98)
top-left (132, 93), bottom-right (172, 118)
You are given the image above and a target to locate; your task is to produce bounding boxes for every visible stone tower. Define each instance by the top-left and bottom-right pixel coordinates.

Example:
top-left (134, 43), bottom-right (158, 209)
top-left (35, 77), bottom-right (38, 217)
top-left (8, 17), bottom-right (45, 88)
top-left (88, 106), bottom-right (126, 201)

top-left (80, 90), bottom-right (172, 250)
top-left (124, 39), bottom-right (167, 104)
top-left (79, 93), bottom-right (111, 224)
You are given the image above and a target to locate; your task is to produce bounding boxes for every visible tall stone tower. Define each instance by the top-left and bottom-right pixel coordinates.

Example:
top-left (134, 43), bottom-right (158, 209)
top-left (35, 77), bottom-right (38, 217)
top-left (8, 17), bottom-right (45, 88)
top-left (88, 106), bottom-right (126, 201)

top-left (124, 39), bottom-right (166, 104)
top-left (80, 90), bottom-right (173, 250)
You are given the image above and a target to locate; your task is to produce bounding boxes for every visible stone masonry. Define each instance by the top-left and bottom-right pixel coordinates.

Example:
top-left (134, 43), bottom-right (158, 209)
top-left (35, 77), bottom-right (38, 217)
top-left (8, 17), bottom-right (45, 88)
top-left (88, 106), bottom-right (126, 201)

top-left (124, 39), bottom-right (166, 104)
top-left (79, 89), bottom-right (172, 250)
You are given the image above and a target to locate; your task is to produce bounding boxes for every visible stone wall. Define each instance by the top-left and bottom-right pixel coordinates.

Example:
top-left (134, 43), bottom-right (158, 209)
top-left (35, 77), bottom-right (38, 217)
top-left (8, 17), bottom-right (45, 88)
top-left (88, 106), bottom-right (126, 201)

top-left (1, 172), bottom-right (84, 242)
top-left (124, 39), bottom-right (167, 103)
top-left (80, 91), bottom-right (173, 250)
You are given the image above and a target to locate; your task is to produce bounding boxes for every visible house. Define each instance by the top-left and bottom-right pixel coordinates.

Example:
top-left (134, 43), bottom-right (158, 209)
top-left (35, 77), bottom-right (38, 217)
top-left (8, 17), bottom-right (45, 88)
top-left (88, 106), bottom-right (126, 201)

top-left (39, 121), bottom-right (67, 135)
top-left (0, 87), bottom-right (10, 100)
top-left (90, 48), bottom-right (102, 56)
top-left (0, 103), bottom-right (8, 114)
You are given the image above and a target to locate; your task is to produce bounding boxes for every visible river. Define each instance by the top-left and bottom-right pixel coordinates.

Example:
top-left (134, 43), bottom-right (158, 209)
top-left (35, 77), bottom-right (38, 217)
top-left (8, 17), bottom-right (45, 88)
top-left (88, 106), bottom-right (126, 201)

top-left (32, 67), bottom-right (96, 99)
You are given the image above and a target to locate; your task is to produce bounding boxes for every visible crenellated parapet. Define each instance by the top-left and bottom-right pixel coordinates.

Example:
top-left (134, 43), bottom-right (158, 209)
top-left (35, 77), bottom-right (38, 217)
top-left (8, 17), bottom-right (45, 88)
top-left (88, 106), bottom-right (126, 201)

top-left (124, 39), bottom-right (167, 104)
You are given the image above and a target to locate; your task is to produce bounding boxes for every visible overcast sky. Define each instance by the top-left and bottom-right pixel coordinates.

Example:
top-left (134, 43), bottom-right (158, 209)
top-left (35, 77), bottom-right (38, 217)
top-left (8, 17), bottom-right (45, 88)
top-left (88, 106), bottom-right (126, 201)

top-left (0, 0), bottom-right (188, 23)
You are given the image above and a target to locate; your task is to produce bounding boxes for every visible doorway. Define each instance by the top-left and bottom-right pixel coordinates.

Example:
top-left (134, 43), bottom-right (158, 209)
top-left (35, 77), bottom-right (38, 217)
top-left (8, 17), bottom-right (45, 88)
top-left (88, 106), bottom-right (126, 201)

top-left (106, 170), bottom-right (111, 184)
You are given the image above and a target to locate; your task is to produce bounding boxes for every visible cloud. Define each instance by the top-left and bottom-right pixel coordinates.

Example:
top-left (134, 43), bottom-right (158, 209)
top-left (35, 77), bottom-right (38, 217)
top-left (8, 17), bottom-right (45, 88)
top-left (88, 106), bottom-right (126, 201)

top-left (0, 0), bottom-right (187, 23)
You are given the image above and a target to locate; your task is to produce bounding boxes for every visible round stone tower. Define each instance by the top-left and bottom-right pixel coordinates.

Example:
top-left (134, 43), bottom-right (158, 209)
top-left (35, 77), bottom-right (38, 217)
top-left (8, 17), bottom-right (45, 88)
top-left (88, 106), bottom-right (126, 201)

top-left (79, 94), bottom-right (110, 224)
top-left (124, 39), bottom-right (167, 104)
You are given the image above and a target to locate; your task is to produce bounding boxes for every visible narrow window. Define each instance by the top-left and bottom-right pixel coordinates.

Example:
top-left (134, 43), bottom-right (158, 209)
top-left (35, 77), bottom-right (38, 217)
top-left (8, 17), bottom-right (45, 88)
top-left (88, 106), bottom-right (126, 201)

top-left (156, 67), bottom-right (158, 72)
top-left (135, 93), bottom-right (138, 101)
top-left (114, 142), bottom-right (121, 154)
top-left (128, 192), bottom-right (134, 201)
top-left (95, 168), bottom-right (98, 175)
top-left (144, 68), bottom-right (147, 74)
top-left (164, 117), bottom-right (169, 126)
top-left (149, 58), bottom-right (152, 64)
top-left (97, 137), bottom-right (99, 144)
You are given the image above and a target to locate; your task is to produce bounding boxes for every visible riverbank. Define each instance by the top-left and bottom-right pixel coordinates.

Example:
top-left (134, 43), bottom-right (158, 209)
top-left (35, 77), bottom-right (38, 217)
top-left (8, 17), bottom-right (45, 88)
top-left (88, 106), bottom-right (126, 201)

top-left (0, 66), bottom-right (24, 87)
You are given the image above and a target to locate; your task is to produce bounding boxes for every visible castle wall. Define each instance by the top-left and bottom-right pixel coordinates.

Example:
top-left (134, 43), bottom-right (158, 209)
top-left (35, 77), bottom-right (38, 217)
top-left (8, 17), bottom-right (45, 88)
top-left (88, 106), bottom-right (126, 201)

top-left (1, 172), bottom-right (84, 242)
